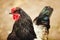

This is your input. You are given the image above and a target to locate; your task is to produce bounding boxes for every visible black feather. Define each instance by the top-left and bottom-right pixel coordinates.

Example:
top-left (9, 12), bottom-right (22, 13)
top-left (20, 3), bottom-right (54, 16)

top-left (7, 7), bottom-right (36, 40)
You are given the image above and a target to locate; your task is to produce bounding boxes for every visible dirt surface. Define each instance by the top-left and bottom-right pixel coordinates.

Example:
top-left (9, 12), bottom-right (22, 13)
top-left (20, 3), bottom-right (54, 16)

top-left (0, 0), bottom-right (60, 40)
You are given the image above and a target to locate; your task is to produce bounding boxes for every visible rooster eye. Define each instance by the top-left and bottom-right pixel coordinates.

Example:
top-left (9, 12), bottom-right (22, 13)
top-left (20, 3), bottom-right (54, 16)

top-left (13, 10), bottom-right (17, 13)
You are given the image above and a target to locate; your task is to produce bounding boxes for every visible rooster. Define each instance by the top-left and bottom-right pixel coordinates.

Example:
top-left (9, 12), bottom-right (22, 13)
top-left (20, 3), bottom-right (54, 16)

top-left (33, 6), bottom-right (53, 40)
top-left (7, 7), bottom-right (36, 40)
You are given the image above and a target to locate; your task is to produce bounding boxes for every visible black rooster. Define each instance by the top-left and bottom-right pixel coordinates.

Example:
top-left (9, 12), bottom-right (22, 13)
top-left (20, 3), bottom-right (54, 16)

top-left (7, 7), bottom-right (36, 40)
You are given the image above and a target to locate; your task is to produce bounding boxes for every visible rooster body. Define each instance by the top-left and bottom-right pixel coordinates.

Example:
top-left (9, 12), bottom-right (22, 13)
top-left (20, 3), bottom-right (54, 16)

top-left (7, 7), bottom-right (36, 40)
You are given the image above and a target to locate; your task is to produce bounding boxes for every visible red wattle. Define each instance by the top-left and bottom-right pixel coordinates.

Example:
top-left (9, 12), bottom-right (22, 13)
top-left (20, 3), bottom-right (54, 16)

top-left (13, 14), bottom-right (20, 21)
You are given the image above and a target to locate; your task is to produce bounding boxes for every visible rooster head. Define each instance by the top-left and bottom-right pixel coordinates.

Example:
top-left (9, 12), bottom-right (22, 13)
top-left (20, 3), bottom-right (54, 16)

top-left (10, 7), bottom-right (21, 21)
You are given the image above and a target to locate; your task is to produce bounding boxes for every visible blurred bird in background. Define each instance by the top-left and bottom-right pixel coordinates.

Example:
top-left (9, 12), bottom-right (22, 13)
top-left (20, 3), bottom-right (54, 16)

top-left (33, 6), bottom-right (53, 40)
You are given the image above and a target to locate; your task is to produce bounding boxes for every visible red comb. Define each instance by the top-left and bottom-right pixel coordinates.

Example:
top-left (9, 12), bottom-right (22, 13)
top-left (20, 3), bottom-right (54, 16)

top-left (11, 7), bottom-right (16, 13)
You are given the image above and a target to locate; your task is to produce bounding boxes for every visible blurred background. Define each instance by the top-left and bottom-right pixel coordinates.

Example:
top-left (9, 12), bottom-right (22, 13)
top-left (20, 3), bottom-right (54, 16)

top-left (0, 0), bottom-right (60, 40)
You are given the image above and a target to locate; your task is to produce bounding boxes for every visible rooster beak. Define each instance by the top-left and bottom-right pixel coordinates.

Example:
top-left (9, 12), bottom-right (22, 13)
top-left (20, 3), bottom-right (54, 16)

top-left (9, 13), bottom-right (12, 14)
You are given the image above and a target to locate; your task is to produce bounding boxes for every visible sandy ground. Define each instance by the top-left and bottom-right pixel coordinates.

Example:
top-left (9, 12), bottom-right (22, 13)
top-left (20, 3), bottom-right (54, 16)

top-left (0, 0), bottom-right (60, 40)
